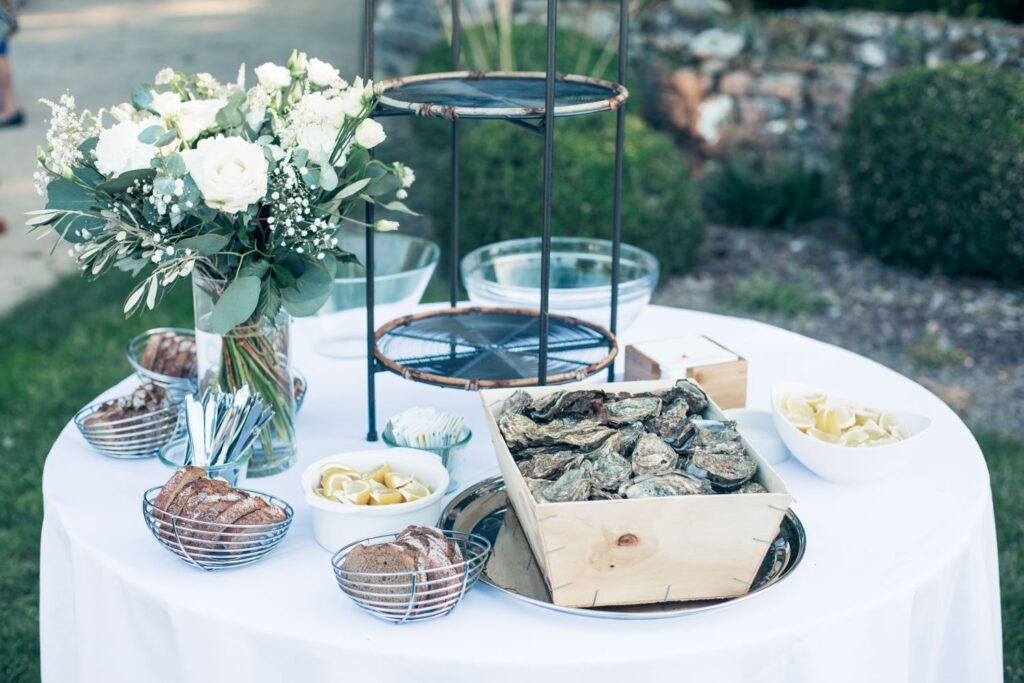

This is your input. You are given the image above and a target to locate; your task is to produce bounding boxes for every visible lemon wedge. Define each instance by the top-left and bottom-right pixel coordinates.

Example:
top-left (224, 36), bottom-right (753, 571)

top-left (815, 407), bottom-right (842, 436)
top-left (800, 391), bottom-right (827, 407)
top-left (323, 471), bottom-right (359, 494)
top-left (384, 472), bottom-right (414, 489)
top-left (840, 426), bottom-right (870, 446)
top-left (320, 464), bottom-right (358, 489)
top-left (339, 479), bottom-right (372, 506)
top-left (807, 427), bottom-right (841, 444)
top-left (370, 488), bottom-right (405, 506)
top-left (784, 396), bottom-right (816, 430)
top-left (364, 463), bottom-right (391, 484)
top-left (400, 482), bottom-right (431, 502)
top-left (834, 406), bottom-right (856, 431)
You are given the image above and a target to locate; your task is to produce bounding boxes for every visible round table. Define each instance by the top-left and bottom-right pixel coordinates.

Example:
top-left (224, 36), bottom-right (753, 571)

top-left (40, 305), bottom-right (1003, 683)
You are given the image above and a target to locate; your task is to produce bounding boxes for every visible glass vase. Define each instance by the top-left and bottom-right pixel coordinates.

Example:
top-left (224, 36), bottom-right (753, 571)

top-left (192, 272), bottom-right (297, 477)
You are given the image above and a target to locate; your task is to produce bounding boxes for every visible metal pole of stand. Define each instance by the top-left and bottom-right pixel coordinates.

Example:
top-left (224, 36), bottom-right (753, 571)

top-left (449, 0), bottom-right (461, 309)
top-left (608, 0), bottom-right (628, 382)
top-left (538, 0), bottom-right (557, 385)
top-left (364, 0), bottom-right (378, 441)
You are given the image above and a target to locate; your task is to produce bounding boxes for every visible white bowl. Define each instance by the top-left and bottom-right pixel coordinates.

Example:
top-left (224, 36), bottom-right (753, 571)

top-left (301, 449), bottom-right (450, 551)
top-left (770, 381), bottom-right (932, 485)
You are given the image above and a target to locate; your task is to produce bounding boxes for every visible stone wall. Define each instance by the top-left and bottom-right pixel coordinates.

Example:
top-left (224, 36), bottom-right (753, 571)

top-left (375, 1), bottom-right (1024, 166)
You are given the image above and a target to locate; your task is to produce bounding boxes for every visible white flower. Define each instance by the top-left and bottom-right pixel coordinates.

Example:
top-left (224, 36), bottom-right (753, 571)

top-left (244, 86), bottom-right (271, 130)
top-left (288, 50), bottom-right (309, 74)
top-left (375, 219), bottom-right (399, 231)
top-left (150, 91), bottom-right (182, 118)
top-left (182, 135), bottom-right (268, 214)
top-left (297, 123), bottom-right (340, 166)
top-left (106, 102), bottom-right (137, 123)
top-left (177, 98), bottom-right (226, 141)
top-left (307, 58), bottom-right (342, 87)
top-left (400, 165), bottom-right (415, 188)
top-left (94, 117), bottom-right (161, 177)
top-left (154, 68), bottom-right (177, 85)
top-left (255, 62), bottom-right (291, 90)
top-left (339, 86), bottom-right (365, 118)
top-left (355, 119), bottom-right (386, 149)
top-left (296, 92), bottom-right (346, 127)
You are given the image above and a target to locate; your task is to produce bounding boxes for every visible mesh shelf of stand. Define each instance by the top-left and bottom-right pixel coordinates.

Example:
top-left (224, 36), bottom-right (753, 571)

top-left (359, 0), bottom-right (631, 439)
top-left (377, 71), bottom-right (628, 120)
top-left (374, 307), bottom-right (617, 390)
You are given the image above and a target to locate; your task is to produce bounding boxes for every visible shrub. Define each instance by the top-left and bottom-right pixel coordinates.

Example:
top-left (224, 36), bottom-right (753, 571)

top-left (747, 0), bottom-right (1024, 23)
top-left (728, 272), bottom-right (829, 316)
top-left (702, 155), bottom-right (828, 229)
top-left (840, 65), bottom-right (1024, 281)
top-left (432, 114), bottom-right (705, 276)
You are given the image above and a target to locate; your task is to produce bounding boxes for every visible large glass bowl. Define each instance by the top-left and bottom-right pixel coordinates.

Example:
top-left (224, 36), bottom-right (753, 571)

top-left (460, 237), bottom-right (660, 332)
top-left (316, 230), bottom-right (440, 358)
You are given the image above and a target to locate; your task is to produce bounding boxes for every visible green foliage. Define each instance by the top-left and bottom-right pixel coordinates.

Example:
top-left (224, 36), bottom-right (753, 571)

top-left (906, 333), bottom-right (967, 368)
top-left (702, 155), bottom-right (828, 229)
top-left (727, 272), bottom-right (830, 316)
top-left (840, 65), bottom-right (1024, 282)
top-left (433, 114), bottom-right (705, 276)
top-left (747, 0), bottom-right (1024, 22)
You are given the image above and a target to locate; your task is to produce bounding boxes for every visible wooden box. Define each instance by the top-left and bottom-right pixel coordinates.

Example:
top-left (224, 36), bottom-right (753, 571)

top-left (624, 336), bottom-right (748, 409)
top-left (479, 380), bottom-right (792, 608)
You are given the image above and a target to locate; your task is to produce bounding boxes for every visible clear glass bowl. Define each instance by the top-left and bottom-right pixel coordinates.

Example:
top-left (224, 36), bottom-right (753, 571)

top-left (381, 425), bottom-right (471, 494)
top-left (316, 230), bottom-right (440, 358)
top-left (158, 439), bottom-right (254, 487)
top-left (460, 237), bottom-right (660, 332)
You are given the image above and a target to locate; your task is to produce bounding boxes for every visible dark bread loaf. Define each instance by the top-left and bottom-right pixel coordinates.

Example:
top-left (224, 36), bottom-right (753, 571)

top-left (339, 526), bottom-right (465, 611)
top-left (154, 466), bottom-right (206, 511)
top-left (138, 332), bottom-right (196, 378)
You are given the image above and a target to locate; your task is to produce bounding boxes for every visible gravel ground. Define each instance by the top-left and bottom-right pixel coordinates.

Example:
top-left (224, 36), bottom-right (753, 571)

top-left (655, 223), bottom-right (1024, 435)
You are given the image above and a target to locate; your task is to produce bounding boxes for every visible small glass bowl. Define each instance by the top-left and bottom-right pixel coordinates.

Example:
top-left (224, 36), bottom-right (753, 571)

top-left (158, 440), bottom-right (254, 487)
top-left (381, 425), bottom-right (471, 494)
top-left (126, 327), bottom-right (198, 403)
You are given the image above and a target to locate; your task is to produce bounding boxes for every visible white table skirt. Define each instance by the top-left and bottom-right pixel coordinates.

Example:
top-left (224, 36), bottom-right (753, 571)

top-left (39, 305), bottom-right (1003, 682)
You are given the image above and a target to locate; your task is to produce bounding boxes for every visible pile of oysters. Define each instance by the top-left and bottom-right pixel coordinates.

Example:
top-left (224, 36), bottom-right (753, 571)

top-left (497, 380), bottom-right (766, 503)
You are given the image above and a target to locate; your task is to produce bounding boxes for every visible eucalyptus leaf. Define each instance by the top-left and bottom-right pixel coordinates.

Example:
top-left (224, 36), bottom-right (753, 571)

top-left (365, 173), bottom-right (401, 197)
top-left (45, 177), bottom-right (98, 212)
top-left (209, 276), bottom-right (261, 334)
top-left (73, 167), bottom-right (104, 185)
top-left (279, 256), bottom-right (333, 317)
top-left (78, 137), bottom-right (98, 156)
top-left (96, 168), bottom-right (156, 195)
top-left (52, 212), bottom-right (106, 243)
top-left (239, 260), bottom-right (271, 280)
top-left (375, 199), bottom-right (419, 215)
top-left (137, 125), bottom-right (164, 144)
top-left (131, 85), bottom-right (154, 111)
top-left (335, 177), bottom-right (370, 200)
top-left (320, 164), bottom-right (339, 191)
top-left (164, 153), bottom-right (187, 177)
top-left (155, 129), bottom-right (178, 147)
top-left (176, 233), bottom-right (231, 256)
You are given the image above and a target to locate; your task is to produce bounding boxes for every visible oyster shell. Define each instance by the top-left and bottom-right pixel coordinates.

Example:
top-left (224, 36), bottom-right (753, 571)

top-left (660, 379), bottom-right (709, 415)
top-left (631, 432), bottom-right (679, 476)
top-left (499, 413), bottom-right (614, 451)
top-left (513, 445), bottom-right (569, 462)
top-left (533, 461), bottom-right (593, 503)
top-left (500, 390), bottom-right (533, 417)
top-left (590, 450), bottom-right (633, 492)
top-left (602, 396), bottom-right (662, 426)
top-left (589, 489), bottom-right (623, 501)
top-left (581, 423), bottom-right (644, 462)
top-left (687, 419), bottom-right (742, 451)
top-left (621, 471), bottom-right (713, 499)
top-left (735, 481), bottom-right (767, 494)
top-left (685, 449), bottom-right (757, 491)
top-left (518, 450), bottom-right (585, 480)
top-left (647, 405), bottom-right (696, 451)
top-left (528, 390), bottom-right (606, 421)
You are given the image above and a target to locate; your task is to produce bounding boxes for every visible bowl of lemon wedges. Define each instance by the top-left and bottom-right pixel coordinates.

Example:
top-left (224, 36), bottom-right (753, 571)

top-left (771, 381), bottom-right (932, 484)
top-left (302, 449), bottom-right (449, 551)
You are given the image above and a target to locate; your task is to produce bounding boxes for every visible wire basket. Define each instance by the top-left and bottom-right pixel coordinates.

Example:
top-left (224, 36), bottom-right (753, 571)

top-left (142, 486), bottom-right (294, 571)
top-left (332, 530), bottom-right (491, 624)
top-left (126, 327), bottom-right (198, 402)
top-left (74, 401), bottom-right (183, 459)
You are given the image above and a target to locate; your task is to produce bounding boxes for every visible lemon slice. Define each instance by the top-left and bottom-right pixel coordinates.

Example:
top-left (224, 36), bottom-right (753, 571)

top-left (784, 396), bottom-right (816, 430)
top-left (320, 464), bottom-right (358, 489)
top-left (314, 487), bottom-right (334, 501)
top-left (384, 472), bottom-right (414, 489)
top-left (400, 482), bottom-right (430, 502)
top-left (323, 471), bottom-right (359, 494)
top-left (369, 488), bottom-right (405, 505)
top-left (867, 436), bottom-right (897, 447)
top-left (367, 479), bottom-right (385, 491)
top-left (815, 407), bottom-right (842, 436)
top-left (340, 479), bottom-right (372, 505)
top-left (364, 463), bottom-right (391, 484)
top-left (854, 407), bottom-right (880, 425)
top-left (840, 426), bottom-right (870, 446)
top-left (800, 390), bottom-right (827, 407)
top-left (807, 427), bottom-right (841, 444)
top-left (834, 406), bottom-right (856, 431)
top-left (860, 419), bottom-right (886, 438)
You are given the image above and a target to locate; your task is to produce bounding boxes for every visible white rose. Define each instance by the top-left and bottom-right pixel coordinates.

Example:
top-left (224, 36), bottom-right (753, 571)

top-left (150, 91), bottom-right (182, 118)
top-left (339, 86), bottom-right (365, 118)
top-left (94, 117), bottom-right (161, 177)
top-left (182, 136), bottom-right (268, 214)
top-left (255, 62), bottom-right (291, 90)
top-left (297, 123), bottom-right (340, 166)
top-left (307, 58), bottom-right (342, 87)
top-left (297, 92), bottom-right (346, 128)
top-left (355, 119), bottom-right (386, 149)
top-left (107, 102), bottom-right (137, 123)
top-left (375, 219), bottom-right (400, 231)
top-left (177, 98), bottom-right (226, 141)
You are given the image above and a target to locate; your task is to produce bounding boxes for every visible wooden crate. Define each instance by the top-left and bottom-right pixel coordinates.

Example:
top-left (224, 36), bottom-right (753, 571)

top-left (624, 336), bottom-right (748, 409)
top-left (479, 379), bottom-right (793, 608)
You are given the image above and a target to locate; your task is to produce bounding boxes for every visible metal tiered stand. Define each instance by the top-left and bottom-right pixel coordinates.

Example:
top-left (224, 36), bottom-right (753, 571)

top-left (361, 0), bottom-right (630, 440)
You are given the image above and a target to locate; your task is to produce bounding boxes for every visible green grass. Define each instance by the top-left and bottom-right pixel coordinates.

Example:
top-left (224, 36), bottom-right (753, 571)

top-left (728, 272), bottom-right (830, 317)
top-left (0, 273), bottom-right (1021, 681)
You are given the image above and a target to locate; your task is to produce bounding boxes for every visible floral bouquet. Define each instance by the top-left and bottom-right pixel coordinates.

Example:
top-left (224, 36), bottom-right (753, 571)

top-left (31, 51), bottom-right (415, 473)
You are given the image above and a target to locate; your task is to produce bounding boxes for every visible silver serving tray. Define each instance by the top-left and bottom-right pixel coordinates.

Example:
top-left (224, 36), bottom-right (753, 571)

top-left (441, 476), bottom-right (806, 620)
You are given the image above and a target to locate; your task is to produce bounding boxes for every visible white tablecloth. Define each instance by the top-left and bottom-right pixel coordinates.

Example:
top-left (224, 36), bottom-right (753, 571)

top-left (40, 305), bottom-right (1003, 683)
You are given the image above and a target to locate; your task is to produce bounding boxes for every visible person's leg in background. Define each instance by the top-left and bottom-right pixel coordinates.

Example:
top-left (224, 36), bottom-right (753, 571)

top-left (0, 36), bottom-right (23, 126)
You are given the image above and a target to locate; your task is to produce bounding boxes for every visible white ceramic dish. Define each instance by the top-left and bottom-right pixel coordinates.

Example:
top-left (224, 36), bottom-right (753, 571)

top-left (301, 449), bottom-right (450, 551)
top-left (770, 381), bottom-right (932, 484)
top-left (724, 409), bottom-right (790, 465)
